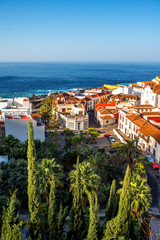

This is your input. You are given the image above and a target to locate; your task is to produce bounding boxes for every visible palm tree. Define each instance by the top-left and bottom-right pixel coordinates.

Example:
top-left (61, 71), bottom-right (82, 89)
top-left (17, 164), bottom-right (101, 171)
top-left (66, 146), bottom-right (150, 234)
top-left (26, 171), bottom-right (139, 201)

top-left (130, 173), bottom-right (151, 219)
top-left (69, 161), bottom-right (100, 204)
top-left (62, 128), bottom-right (74, 138)
top-left (84, 146), bottom-right (95, 158)
top-left (38, 158), bottom-right (64, 204)
top-left (117, 139), bottom-right (137, 165)
top-left (87, 152), bottom-right (115, 185)
top-left (71, 133), bottom-right (85, 154)
top-left (39, 104), bottom-right (51, 123)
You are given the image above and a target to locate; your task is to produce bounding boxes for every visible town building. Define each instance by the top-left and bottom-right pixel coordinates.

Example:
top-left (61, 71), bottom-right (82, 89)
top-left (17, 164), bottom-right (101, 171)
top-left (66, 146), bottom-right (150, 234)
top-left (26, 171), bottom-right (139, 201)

top-left (110, 94), bottom-right (140, 108)
top-left (112, 85), bottom-right (133, 95)
top-left (141, 84), bottom-right (160, 107)
top-left (95, 102), bottom-right (117, 127)
top-left (5, 114), bottom-right (45, 142)
top-left (116, 108), bottom-right (160, 163)
top-left (53, 102), bottom-right (88, 130)
top-left (0, 97), bottom-right (32, 122)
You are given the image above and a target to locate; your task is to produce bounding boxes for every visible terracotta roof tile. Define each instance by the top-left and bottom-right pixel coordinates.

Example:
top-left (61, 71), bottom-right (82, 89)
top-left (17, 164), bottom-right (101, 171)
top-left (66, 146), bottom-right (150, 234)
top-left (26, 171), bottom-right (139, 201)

top-left (141, 112), bottom-right (160, 116)
top-left (138, 122), bottom-right (160, 144)
top-left (100, 115), bottom-right (113, 120)
top-left (126, 114), bottom-right (141, 122)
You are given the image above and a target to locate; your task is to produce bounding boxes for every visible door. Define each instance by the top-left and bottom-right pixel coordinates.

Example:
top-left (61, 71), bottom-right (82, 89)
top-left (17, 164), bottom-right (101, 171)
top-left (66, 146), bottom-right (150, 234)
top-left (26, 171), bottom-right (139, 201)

top-left (78, 123), bottom-right (81, 130)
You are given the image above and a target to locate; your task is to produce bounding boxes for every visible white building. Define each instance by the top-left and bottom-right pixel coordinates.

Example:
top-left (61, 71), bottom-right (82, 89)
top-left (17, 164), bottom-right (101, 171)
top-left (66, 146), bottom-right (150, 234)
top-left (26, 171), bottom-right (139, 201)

top-left (5, 114), bottom-right (45, 142)
top-left (141, 84), bottom-right (160, 108)
top-left (117, 109), bottom-right (160, 163)
top-left (112, 86), bottom-right (133, 95)
top-left (0, 97), bottom-right (32, 121)
top-left (54, 103), bottom-right (89, 130)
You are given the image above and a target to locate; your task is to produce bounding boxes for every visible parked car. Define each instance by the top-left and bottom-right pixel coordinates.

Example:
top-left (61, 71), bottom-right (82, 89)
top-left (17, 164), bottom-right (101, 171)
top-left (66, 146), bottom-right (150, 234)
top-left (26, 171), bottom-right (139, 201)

top-left (73, 131), bottom-right (80, 135)
top-left (145, 155), bottom-right (153, 162)
top-left (152, 161), bottom-right (159, 169)
top-left (109, 136), bottom-right (113, 141)
top-left (110, 138), bottom-right (116, 144)
top-left (105, 134), bottom-right (111, 138)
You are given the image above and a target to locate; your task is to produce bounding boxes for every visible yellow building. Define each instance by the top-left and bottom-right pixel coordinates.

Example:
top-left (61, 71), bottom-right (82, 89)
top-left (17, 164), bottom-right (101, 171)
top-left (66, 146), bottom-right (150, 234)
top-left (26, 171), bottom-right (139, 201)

top-left (103, 84), bottom-right (124, 90)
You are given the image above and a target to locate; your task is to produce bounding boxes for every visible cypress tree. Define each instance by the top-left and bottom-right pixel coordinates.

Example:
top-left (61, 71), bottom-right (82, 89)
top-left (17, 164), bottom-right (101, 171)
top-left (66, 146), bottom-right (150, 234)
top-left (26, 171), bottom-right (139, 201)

top-left (105, 179), bottom-right (118, 223)
top-left (48, 179), bottom-right (68, 240)
top-left (70, 157), bottom-right (86, 240)
top-left (27, 122), bottom-right (41, 239)
top-left (48, 178), bottom-right (56, 240)
top-left (1, 191), bottom-right (21, 240)
top-left (103, 166), bottom-right (132, 240)
top-left (87, 194), bottom-right (99, 240)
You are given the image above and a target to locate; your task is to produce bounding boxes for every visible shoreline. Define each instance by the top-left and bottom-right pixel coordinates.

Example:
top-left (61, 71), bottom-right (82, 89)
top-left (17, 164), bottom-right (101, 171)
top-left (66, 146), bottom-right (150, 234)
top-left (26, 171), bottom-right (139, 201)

top-left (0, 83), bottom-right (132, 99)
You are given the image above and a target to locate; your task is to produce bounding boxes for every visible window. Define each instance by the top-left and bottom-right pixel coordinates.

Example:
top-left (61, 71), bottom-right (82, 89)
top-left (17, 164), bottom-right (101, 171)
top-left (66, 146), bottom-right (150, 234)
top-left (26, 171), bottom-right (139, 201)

top-left (106, 120), bottom-right (109, 123)
top-left (125, 119), bottom-right (127, 125)
top-left (84, 121), bottom-right (88, 129)
top-left (79, 111), bottom-right (83, 115)
top-left (155, 142), bottom-right (157, 148)
top-left (152, 96), bottom-right (154, 101)
top-left (68, 122), bottom-right (74, 128)
top-left (67, 108), bottom-right (72, 111)
top-left (62, 108), bottom-right (66, 112)
top-left (153, 148), bottom-right (156, 157)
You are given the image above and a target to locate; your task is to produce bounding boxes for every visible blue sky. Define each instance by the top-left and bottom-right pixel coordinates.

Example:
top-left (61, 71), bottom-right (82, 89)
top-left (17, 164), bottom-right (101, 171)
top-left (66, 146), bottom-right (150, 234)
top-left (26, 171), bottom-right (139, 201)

top-left (0, 0), bottom-right (160, 62)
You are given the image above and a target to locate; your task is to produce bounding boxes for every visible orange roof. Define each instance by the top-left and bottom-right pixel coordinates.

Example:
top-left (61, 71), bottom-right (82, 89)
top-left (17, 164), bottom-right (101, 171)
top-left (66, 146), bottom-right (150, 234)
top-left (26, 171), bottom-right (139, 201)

top-left (66, 96), bottom-right (78, 101)
top-left (97, 92), bottom-right (107, 97)
top-left (141, 81), bottom-right (154, 84)
top-left (138, 122), bottom-right (160, 144)
top-left (96, 102), bottom-right (116, 108)
top-left (91, 94), bottom-right (99, 99)
top-left (98, 109), bottom-right (111, 114)
top-left (133, 118), bottom-right (146, 127)
top-left (141, 112), bottom-right (160, 116)
top-left (100, 115), bottom-right (113, 120)
top-left (153, 84), bottom-right (160, 94)
top-left (31, 113), bottom-right (42, 118)
top-left (21, 115), bottom-right (31, 119)
top-left (126, 114), bottom-right (141, 122)
top-left (128, 104), bottom-right (154, 109)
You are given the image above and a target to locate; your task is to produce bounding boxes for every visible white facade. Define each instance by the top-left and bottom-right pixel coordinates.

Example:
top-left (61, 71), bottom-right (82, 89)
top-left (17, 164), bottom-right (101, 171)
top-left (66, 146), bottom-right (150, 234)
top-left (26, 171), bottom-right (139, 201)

top-left (149, 137), bottom-right (160, 163)
top-left (141, 86), bottom-right (157, 107)
top-left (5, 116), bottom-right (45, 142)
top-left (0, 98), bottom-right (13, 109)
top-left (54, 103), bottom-right (88, 130)
top-left (0, 97), bottom-right (32, 121)
top-left (112, 86), bottom-right (132, 95)
top-left (118, 109), bottom-right (160, 163)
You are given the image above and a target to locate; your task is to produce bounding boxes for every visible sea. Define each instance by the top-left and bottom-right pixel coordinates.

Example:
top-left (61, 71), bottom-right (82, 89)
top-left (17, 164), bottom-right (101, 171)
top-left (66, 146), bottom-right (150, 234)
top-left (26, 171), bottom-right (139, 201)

top-left (0, 62), bottom-right (160, 98)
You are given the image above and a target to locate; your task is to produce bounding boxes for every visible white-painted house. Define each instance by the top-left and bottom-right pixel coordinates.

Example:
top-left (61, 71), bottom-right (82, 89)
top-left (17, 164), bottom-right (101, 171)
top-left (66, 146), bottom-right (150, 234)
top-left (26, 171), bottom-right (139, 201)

top-left (54, 103), bottom-right (89, 130)
top-left (141, 85), bottom-right (160, 108)
top-left (112, 86), bottom-right (133, 95)
top-left (5, 115), bottom-right (45, 142)
top-left (117, 109), bottom-right (160, 163)
top-left (0, 97), bottom-right (32, 121)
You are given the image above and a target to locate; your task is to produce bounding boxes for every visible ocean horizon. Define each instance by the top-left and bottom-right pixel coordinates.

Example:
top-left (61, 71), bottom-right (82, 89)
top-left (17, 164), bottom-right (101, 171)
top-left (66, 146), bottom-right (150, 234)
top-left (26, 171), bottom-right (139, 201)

top-left (0, 62), bottom-right (160, 98)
